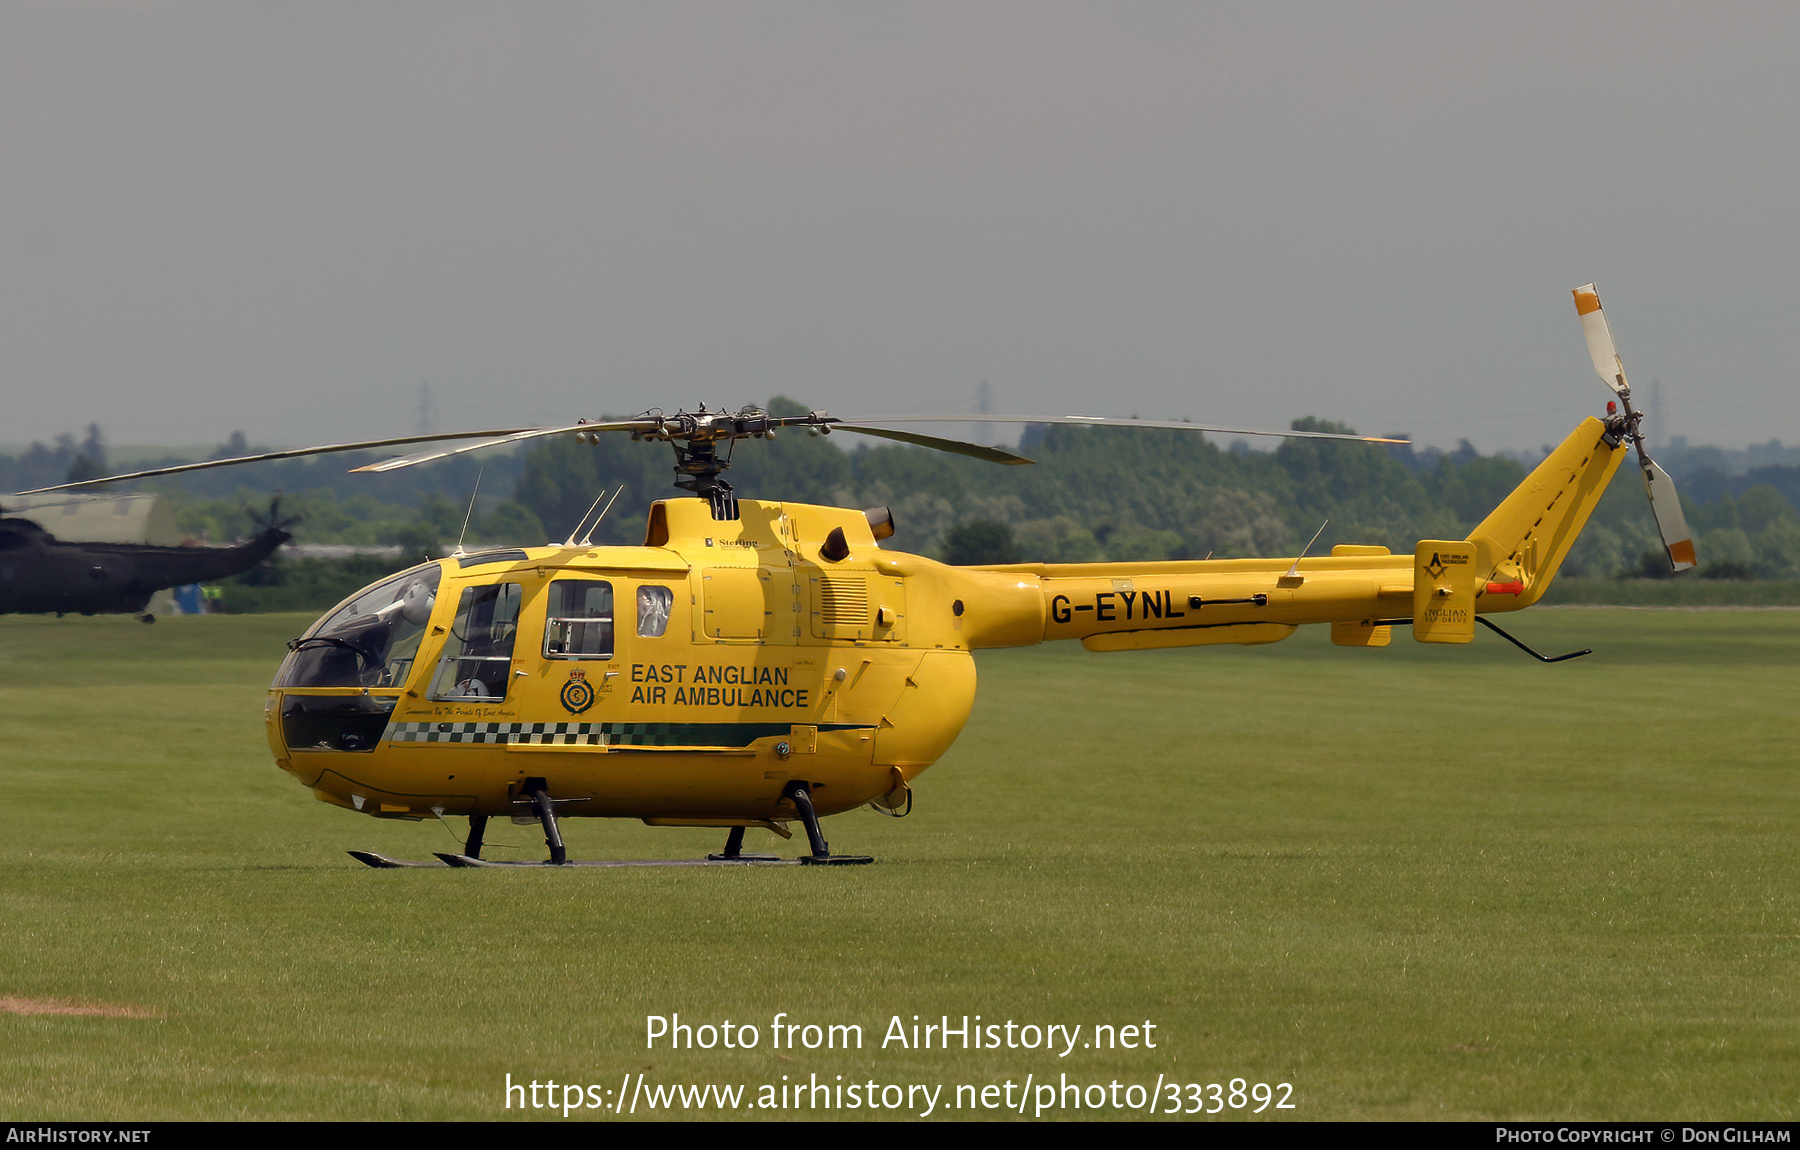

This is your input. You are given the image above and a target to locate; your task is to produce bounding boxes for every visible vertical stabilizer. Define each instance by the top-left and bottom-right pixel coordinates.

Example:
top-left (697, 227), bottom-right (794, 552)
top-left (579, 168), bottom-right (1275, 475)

top-left (1469, 417), bottom-right (1628, 609)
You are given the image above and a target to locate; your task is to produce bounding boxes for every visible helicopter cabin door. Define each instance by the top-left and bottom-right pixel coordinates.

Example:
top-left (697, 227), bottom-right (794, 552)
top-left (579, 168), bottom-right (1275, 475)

top-left (427, 580), bottom-right (528, 704)
top-left (492, 573), bottom-right (641, 726)
top-left (528, 575), bottom-right (624, 721)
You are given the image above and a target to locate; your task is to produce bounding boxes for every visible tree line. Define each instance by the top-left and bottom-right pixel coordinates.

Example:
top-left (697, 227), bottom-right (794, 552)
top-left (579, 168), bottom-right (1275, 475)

top-left (8, 404), bottom-right (1800, 581)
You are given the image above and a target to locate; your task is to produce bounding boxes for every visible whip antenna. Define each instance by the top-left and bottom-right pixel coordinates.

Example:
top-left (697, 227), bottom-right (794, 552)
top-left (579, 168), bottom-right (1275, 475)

top-left (563, 489), bottom-right (609, 547)
top-left (1286, 520), bottom-right (1330, 579)
top-left (580, 486), bottom-right (625, 547)
top-left (453, 468), bottom-right (484, 557)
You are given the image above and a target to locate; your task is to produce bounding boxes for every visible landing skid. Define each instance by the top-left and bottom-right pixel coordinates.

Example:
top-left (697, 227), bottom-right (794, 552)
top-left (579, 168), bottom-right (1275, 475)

top-left (347, 849), bottom-right (800, 868)
top-left (347, 851), bottom-right (445, 869)
top-left (433, 853), bottom-right (797, 868)
top-left (347, 848), bottom-right (851, 869)
top-left (349, 780), bottom-right (875, 869)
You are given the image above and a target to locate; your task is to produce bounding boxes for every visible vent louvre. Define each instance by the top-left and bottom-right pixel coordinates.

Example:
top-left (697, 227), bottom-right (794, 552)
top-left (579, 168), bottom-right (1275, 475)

top-left (818, 576), bottom-right (869, 626)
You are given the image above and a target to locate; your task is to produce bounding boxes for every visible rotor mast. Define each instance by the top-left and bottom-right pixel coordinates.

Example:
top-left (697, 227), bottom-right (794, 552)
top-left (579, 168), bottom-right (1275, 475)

top-left (631, 404), bottom-right (800, 520)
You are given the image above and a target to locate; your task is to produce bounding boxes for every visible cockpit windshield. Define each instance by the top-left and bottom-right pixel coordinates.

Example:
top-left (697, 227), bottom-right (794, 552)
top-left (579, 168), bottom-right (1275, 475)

top-left (273, 563), bottom-right (442, 689)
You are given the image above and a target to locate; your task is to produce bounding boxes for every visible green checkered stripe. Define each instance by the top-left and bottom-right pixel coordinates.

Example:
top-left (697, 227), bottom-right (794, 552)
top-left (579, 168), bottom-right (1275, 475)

top-left (388, 722), bottom-right (610, 746)
top-left (386, 721), bottom-right (870, 748)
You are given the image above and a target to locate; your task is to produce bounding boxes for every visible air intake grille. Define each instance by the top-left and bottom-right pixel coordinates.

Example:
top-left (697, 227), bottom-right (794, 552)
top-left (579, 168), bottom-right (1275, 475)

top-left (817, 576), bottom-right (869, 626)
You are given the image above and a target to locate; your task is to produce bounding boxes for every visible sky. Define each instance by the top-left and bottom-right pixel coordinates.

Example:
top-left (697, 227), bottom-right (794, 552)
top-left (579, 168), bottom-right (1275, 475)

top-left (3, 1), bottom-right (1798, 455)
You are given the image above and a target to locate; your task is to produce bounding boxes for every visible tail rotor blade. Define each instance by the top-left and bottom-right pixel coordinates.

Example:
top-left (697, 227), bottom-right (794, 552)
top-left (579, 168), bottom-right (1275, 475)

top-left (1572, 283), bottom-right (1696, 572)
top-left (1641, 458), bottom-right (1698, 571)
top-left (1572, 284), bottom-right (1629, 395)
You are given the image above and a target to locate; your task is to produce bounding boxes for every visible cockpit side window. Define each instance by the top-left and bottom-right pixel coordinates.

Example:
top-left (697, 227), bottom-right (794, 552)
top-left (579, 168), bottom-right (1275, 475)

top-left (429, 582), bottom-right (524, 702)
top-left (637, 584), bottom-right (674, 638)
top-left (543, 579), bottom-right (613, 659)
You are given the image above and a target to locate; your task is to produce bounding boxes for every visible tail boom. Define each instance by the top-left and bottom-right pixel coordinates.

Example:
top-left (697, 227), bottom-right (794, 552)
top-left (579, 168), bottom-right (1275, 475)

top-left (897, 415), bottom-right (1626, 651)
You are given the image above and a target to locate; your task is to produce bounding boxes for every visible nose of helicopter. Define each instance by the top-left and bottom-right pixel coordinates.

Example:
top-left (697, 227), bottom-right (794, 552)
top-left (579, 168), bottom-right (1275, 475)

top-left (272, 690), bottom-right (398, 755)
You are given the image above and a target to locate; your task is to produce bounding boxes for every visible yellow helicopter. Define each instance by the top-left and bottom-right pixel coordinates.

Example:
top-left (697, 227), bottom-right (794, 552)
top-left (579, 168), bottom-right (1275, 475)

top-left (36, 285), bottom-right (1693, 867)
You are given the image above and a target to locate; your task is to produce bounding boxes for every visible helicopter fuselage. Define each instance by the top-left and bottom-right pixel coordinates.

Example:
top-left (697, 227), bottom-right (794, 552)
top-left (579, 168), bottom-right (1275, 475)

top-left (265, 416), bottom-right (1626, 836)
top-left (269, 497), bottom-right (994, 830)
top-left (0, 517), bottom-right (290, 616)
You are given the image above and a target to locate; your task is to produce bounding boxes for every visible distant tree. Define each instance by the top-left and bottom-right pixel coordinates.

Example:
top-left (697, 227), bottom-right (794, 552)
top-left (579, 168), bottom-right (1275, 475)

top-left (724, 396), bottom-right (854, 502)
top-left (1180, 489), bottom-right (1293, 558)
top-left (1752, 519), bottom-right (1800, 578)
top-left (378, 495), bottom-right (464, 561)
top-left (1700, 560), bottom-right (1755, 581)
top-left (512, 427), bottom-right (667, 547)
top-left (384, 525), bottom-right (440, 566)
top-left (79, 423), bottom-right (106, 471)
top-left (482, 501), bottom-right (548, 546)
top-left (941, 519), bottom-right (1022, 565)
top-left (1015, 516), bottom-right (1103, 563)
top-left (63, 454), bottom-right (105, 485)
top-left (213, 431), bottom-right (249, 460)
top-left (1101, 523), bottom-right (1184, 562)
top-left (1630, 549), bottom-right (1678, 579)
top-left (1735, 485), bottom-right (1795, 535)
top-left (1698, 527), bottom-right (1754, 573)
top-left (492, 400), bottom-right (1800, 582)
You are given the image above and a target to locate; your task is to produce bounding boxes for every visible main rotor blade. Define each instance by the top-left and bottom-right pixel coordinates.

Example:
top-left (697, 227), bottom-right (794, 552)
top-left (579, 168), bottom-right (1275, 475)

top-left (14, 427), bottom-right (552, 494)
top-left (846, 414), bottom-right (1408, 445)
top-left (829, 425), bottom-right (1035, 464)
top-left (1641, 458), bottom-right (1698, 571)
top-left (1573, 284), bottom-right (1629, 395)
top-left (350, 421), bottom-right (649, 474)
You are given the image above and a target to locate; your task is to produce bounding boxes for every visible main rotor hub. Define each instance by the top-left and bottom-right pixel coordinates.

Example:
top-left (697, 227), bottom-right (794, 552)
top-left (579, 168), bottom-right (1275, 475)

top-left (628, 406), bottom-right (837, 520)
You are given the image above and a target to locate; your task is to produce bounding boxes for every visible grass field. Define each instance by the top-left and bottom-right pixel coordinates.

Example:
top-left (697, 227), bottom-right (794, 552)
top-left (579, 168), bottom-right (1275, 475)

top-left (1, 609), bottom-right (1795, 1121)
top-left (1541, 577), bottom-right (1800, 607)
